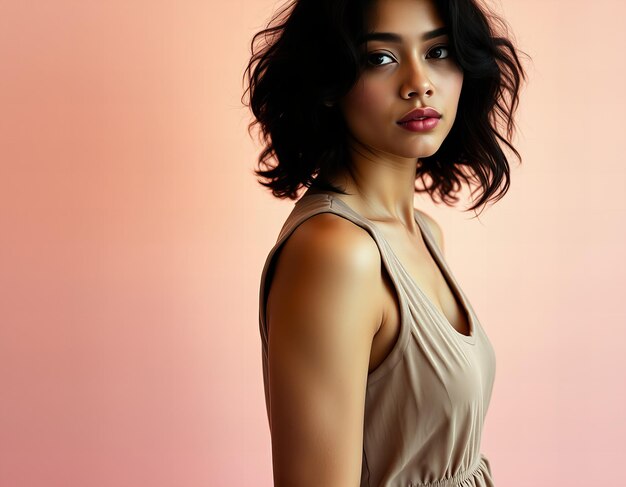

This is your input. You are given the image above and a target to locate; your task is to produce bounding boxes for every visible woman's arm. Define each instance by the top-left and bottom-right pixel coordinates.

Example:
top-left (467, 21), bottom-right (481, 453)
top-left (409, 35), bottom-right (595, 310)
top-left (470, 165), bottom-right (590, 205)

top-left (266, 213), bottom-right (385, 487)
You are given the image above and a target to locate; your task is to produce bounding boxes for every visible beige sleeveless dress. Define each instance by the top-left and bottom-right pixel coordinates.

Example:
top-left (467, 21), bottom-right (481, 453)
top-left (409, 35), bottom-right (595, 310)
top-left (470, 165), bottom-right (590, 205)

top-left (258, 190), bottom-right (497, 487)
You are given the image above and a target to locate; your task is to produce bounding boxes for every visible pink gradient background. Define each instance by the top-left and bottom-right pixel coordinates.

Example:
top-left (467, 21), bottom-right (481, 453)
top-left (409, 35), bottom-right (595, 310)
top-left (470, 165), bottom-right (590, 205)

top-left (0, 1), bottom-right (624, 486)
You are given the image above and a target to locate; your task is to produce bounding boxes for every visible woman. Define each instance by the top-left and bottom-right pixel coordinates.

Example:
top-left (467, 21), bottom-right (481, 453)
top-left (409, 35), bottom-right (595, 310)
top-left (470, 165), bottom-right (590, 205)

top-left (243, 0), bottom-right (527, 485)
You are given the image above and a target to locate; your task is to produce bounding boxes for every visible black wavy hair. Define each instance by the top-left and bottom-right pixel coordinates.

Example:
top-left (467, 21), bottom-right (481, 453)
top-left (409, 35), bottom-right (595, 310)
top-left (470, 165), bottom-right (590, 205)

top-left (241, 0), bottom-right (530, 213)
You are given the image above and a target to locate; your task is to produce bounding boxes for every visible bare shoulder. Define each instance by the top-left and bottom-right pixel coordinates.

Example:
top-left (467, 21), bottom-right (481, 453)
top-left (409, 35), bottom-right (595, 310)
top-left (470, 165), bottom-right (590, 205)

top-left (265, 212), bottom-right (384, 487)
top-left (285, 212), bottom-right (383, 271)
top-left (415, 208), bottom-right (445, 253)
top-left (268, 212), bottom-right (385, 334)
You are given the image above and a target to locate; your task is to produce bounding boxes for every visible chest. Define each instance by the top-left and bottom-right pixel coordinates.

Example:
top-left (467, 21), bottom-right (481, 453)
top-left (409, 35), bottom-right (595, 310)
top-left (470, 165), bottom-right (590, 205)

top-left (380, 222), bottom-right (470, 336)
top-left (368, 223), bottom-right (473, 373)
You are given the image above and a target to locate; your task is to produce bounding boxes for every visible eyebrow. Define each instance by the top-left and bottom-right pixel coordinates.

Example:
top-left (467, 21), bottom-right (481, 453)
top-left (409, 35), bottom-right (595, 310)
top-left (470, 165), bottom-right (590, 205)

top-left (357, 26), bottom-right (448, 45)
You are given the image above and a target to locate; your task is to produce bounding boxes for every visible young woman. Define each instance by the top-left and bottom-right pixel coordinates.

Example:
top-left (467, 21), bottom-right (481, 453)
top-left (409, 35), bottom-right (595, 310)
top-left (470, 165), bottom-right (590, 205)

top-left (243, 0), bottom-right (527, 485)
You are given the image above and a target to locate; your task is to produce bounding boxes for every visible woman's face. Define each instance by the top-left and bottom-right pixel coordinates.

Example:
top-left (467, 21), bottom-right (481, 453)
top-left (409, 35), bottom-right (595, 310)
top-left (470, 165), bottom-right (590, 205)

top-left (338, 0), bottom-right (464, 161)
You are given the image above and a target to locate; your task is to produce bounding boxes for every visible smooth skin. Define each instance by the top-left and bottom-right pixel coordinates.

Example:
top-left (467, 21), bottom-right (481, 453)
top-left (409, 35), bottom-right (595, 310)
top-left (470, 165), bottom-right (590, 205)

top-left (265, 0), bottom-right (463, 485)
top-left (267, 214), bottom-right (384, 487)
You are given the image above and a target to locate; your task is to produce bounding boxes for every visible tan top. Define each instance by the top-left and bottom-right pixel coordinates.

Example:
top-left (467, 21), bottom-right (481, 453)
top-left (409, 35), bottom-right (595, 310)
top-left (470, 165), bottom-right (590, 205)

top-left (258, 190), bottom-right (497, 487)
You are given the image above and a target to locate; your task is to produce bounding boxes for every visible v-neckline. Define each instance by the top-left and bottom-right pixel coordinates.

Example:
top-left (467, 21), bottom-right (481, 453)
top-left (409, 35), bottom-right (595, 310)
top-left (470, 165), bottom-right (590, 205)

top-left (409, 210), bottom-right (477, 344)
top-left (307, 192), bottom-right (477, 345)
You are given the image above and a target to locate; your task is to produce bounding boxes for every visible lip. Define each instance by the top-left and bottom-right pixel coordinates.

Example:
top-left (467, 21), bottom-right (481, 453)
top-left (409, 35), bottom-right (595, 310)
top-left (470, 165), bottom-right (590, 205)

top-left (397, 107), bottom-right (441, 123)
top-left (398, 117), bottom-right (440, 132)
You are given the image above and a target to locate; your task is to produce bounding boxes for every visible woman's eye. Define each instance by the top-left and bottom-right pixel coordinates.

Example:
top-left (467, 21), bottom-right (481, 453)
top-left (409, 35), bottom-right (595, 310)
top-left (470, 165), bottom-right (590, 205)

top-left (365, 45), bottom-right (451, 67)
top-left (366, 52), bottom-right (395, 67)
top-left (427, 45), bottom-right (451, 59)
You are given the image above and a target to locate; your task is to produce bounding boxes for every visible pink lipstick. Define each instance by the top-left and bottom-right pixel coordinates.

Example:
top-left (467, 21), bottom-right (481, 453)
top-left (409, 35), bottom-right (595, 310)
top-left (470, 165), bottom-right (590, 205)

top-left (397, 107), bottom-right (441, 132)
top-left (397, 118), bottom-right (440, 132)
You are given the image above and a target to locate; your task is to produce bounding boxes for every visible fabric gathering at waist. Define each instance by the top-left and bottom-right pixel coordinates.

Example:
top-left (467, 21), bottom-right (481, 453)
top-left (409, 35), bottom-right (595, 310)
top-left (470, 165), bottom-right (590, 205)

top-left (407, 454), bottom-right (486, 487)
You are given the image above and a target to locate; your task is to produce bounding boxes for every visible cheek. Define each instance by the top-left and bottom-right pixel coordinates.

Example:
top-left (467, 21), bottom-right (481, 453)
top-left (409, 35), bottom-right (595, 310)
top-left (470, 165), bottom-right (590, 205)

top-left (344, 79), bottom-right (389, 120)
top-left (448, 71), bottom-right (464, 103)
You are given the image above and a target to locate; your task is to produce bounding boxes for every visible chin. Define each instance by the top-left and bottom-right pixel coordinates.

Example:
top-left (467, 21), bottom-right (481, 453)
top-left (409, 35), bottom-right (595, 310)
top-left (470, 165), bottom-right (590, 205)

top-left (394, 142), bottom-right (443, 159)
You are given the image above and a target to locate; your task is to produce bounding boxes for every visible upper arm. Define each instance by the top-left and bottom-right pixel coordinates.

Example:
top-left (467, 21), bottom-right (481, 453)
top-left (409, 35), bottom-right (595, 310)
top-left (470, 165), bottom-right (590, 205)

top-left (416, 209), bottom-right (445, 254)
top-left (266, 213), bottom-right (384, 487)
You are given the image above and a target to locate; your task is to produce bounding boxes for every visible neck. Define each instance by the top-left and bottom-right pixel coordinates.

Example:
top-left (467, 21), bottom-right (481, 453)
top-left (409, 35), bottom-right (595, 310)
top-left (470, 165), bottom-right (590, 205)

top-left (319, 143), bottom-right (421, 231)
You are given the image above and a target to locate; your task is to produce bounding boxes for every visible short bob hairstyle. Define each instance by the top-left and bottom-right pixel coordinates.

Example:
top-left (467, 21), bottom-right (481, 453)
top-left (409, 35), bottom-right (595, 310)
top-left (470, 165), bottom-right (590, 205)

top-left (242, 0), bottom-right (529, 213)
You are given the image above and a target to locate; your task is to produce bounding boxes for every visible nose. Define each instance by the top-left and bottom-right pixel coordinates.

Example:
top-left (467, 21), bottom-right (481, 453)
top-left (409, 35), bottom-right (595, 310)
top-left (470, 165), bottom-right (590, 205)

top-left (400, 58), bottom-right (434, 100)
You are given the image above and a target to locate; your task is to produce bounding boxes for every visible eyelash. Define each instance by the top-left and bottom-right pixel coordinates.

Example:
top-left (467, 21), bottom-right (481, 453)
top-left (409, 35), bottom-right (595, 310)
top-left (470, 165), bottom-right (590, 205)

top-left (366, 44), bottom-right (452, 67)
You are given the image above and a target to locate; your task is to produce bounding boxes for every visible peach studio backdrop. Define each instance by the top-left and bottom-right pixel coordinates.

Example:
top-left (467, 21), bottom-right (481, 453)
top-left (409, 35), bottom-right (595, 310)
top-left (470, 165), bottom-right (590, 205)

top-left (0, 1), bottom-right (624, 486)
